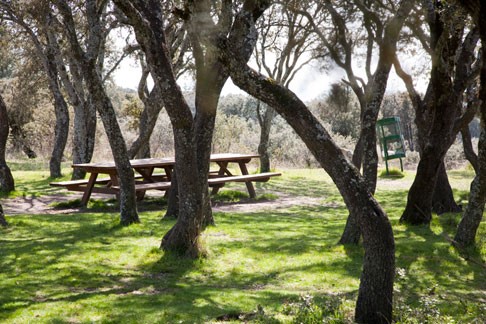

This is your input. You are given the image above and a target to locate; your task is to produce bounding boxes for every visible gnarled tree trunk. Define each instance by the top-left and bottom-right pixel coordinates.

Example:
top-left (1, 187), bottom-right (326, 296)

top-left (55, 0), bottom-right (139, 225)
top-left (221, 28), bottom-right (396, 323)
top-left (338, 0), bottom-right (415, 244)
top-left (454, 1), bottom-right (486, 245)
top-left (114, 0), bottom-right (204, 255)
top-left (400, 5), bottom-right (476, 224)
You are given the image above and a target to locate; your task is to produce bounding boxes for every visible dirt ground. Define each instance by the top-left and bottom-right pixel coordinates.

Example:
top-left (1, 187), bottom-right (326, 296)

top-left (1, 173), bottom-right (470, 216)
top-left (0, 191), bottom-right (324, 216)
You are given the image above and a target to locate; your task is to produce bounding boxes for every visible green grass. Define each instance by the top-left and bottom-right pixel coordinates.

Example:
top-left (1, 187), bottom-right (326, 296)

top-left (0, 168), bottom-right (485, 323)
top-left (379, 167), bottom-right (406, 178)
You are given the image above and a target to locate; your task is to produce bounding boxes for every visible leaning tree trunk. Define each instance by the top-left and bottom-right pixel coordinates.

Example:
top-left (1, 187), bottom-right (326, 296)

top-left (338, 0), bottom-right (415, 245)
top-left (454, 9), bottom-right (486, 245)
top-left (223, 36), bottom-right (396, 322)
top-left (0, 94), bottom-right (14, 193)
top-left (112, 0), bottom-right (206, 255)
top-left (84, 66), bottom-right (139, 225)
top-left (55, 0), bottom-right (140, 225)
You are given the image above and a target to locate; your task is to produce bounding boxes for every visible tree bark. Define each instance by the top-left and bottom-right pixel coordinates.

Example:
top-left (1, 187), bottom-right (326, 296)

top-left (127, 64), bottom-right (163, 159)
top-left (461, 126), bottom-right (479, 173)
top-left (55, 0), bottom-right (139, 225)
top-left (454, 0), bottom-right (486, 246)
top-left (0, 94), bottom-right (14, 193)
top-left (400, 4), bottom-right (476, 224)
top-left (164, 171), bottom-right (179, 219)
top-left (337, 0), bottom-right (415, 244)
top-left (220, 29), bottom-right (395, 323)
top-left (338, 211), bottom-right (361, 245)
top-left (257, 104), bottom-right (276, 173)
top-left (42, 32), bottom-right (70, 179)
top-left (114, 0), bottom-right (204, 255)
top-left (48, 26), bottom-right (97, 180)
top-left (432, 162), bottom-right (462, 214)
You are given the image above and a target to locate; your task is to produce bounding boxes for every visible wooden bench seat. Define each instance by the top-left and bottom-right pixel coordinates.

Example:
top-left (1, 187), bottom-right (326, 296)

top-left (111, 181), bottom-right (172, 192)
top-left (50, 177), bottom-right (112, 189)
top-left (208, 172), bottom-right (281, 186)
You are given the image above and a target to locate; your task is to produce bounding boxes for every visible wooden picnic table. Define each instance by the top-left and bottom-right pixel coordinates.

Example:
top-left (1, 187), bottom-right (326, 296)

top-left (50, 153), bottom-right (280, 206)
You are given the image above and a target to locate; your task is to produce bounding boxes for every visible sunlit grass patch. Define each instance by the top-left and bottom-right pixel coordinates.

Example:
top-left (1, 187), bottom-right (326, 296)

top-left (379, 167), bottom-right (406, 178)
top-left (212, 189), bottom-right (250, 202)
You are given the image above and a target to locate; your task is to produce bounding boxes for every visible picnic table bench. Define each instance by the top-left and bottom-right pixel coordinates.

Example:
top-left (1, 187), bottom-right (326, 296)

top-left (50, 153), bottom-right (280, 206)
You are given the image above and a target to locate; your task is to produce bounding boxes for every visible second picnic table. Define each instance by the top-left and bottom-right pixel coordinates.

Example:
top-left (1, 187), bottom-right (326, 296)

top-left (51, 153), bottom-right (281, 206)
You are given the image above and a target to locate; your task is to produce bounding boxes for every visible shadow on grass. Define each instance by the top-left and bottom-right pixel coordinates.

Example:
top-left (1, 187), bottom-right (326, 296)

top-left (0, 203), bottom-right (360, 323)
top-left (1, 173), bottom-right (484, 322)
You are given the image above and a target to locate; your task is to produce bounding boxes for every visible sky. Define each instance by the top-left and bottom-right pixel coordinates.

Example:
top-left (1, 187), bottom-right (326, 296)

top-left (113, 49), bottom-right (429, 102)
top-left (113, 57), bottom-right (346, 102)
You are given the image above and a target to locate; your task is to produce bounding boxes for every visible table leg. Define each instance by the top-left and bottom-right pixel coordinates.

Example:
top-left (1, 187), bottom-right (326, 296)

top-left (211, 161), bottom-right (231, 195)
top-left (134, 167), bottom-right (155, 200)
top-left (238, 161), bottom-right (256, 198)
top-left (81, 173), bottom-right (98, 206)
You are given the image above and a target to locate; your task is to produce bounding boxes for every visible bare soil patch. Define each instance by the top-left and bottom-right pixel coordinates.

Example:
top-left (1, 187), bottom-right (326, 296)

top-left (0, 191), bottom-right (324, 216)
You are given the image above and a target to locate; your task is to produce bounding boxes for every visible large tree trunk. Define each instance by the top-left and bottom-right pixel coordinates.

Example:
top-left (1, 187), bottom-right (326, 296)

top-left (113, 0), bottom-right (205, 255)
top-left (400, 2), bottom-right (475, 225)
top-left (161, 127), bottom-right (204, 257)
top-left (454, 4), bottom-right (486, 245)
top-left (0, 95), bottom-right (14, 193)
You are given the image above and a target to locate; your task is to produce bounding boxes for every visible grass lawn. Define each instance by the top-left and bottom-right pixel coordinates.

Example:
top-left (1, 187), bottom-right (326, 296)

top-left (0, 167), bottom-right (485, 323)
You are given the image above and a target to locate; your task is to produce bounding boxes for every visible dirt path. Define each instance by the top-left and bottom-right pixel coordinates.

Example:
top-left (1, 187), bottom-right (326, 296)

top-left (0, 191), bottom-right (324, 216)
